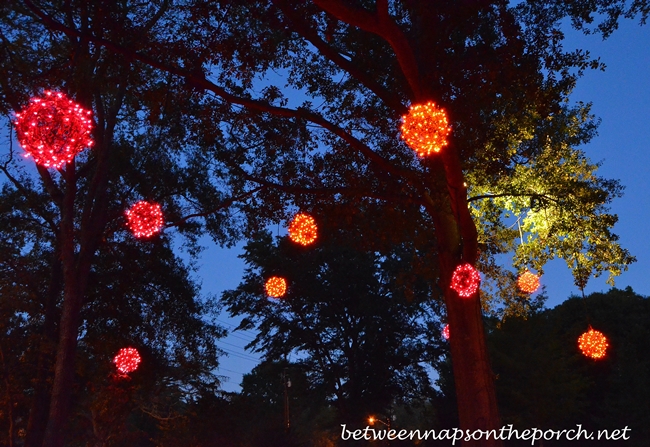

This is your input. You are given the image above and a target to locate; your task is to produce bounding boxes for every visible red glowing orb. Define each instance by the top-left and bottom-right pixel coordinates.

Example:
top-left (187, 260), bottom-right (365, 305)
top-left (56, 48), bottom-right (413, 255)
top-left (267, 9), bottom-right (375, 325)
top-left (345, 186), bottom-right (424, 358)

top-left (450, 263), bottom-right (481, 298)
top-left (442, 324), bottom-right (450, 340)
top-left (125, 201), bottom-right (164, 238)
top-left (13, 90), bottom-right (94, 169)
top-left (518, 271), bottom-right (540, 294)
top-left (400, 101), bottom-right (451, 157)
top-left (113, 347), bottom-right (142, 374)
top-left (288, 213), bottom-right (318, 246)
top-left (265, 276), bottom-right (287, 298)
top-left (578, 327), bottom-right (608, 360)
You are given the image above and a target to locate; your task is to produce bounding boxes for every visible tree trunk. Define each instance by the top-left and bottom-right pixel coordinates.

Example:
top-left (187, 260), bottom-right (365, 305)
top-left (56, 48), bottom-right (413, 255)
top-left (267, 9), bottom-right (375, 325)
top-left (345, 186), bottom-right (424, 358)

top-left (25, 255), bottom-right (62, 447)
top-left (424, 156), bottom-right (503, 446)
top-left (41, 283), bottom-right (84, 447)
top-left (41, 165), bottom-right (85, 447)
top-left (444, 270), bottom-right (502, 446)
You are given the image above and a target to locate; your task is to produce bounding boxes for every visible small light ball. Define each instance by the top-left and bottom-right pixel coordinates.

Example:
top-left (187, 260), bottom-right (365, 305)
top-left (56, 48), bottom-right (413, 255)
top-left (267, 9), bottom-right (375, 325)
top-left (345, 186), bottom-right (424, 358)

top-left (113, 347), bottom-right (142, 374)
top-left (13, 90), bottom-right (94, 169)
top-left (578, 327), bottom-right (608, 360)
top-left (400, 101), bottom-right (451, 157)
top-left (288, 213), bottom-right (318, 246)
top-left (125, 201), bottom-right (164, 238)
top-left (450, 263), bottom-right (481, 298)
top-left (518, 271), bottom-right (540, 294)
top-left (265, 276), bottom-right (287, 298)
top-left (442, 324), bottom-right (450, 340)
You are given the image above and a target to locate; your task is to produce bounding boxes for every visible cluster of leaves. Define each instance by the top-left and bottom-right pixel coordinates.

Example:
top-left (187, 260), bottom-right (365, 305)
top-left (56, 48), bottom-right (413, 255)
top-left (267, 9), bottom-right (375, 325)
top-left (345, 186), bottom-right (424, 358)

top-left (488, 287), bottom-right (650, 446)
top-left (221, 216), bottom-right (445, 425)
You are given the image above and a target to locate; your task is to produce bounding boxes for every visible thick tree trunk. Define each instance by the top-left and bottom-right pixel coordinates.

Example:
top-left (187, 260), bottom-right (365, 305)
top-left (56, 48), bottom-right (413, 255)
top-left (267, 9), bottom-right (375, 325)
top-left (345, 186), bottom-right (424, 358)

top-left (24, 256), bottom-right (62, 447)
top-left (444, 269), bottom-right (502, 446)
top-left (425, 155), bottom-right (503, 446)
top-left (41, 165), bottom-right (86, 447)
top-left (41, 283), bottom-right (84, 447)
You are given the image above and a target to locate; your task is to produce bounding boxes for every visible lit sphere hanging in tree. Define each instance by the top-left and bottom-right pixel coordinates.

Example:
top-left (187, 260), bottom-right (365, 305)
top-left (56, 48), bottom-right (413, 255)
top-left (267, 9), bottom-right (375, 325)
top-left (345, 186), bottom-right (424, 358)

top-left (288, 213), bottom-right (318, 246)
top-left (400, 101), bottom-right (451, 157)
top-left (125, 201), bottom-right (164, 238)
top-left (265, 276), bottom-right (287, 298)
top-left (578, 327), bottom-right (608, 360)
top-left (518, 270), bottom-right (540, 294)
top-left (442, 324), bottom-right (450, 340)
top-left (113, 347), bottom-right (142, 374)
top-left (450, 263), bottom-right (481, 298)
top-left (13, 90), bottom-right (94, 169)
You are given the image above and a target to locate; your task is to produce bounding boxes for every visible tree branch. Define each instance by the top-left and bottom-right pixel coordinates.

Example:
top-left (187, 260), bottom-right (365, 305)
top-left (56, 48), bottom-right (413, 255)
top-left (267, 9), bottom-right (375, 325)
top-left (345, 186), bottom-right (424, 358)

top-left (311, 0), bottom-right (422, 99)
top-left (20, 0), bottom-right (413, 183)
top-left (165, 186), bottom-right (265, 228)
top-left (272, 0), bottom-right (408, 114)
top-left (467, 192), bottom-right (562, 204)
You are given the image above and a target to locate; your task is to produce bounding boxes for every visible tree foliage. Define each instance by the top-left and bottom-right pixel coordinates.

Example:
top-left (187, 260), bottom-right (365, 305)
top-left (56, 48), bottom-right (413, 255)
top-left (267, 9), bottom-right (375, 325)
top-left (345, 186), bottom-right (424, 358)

top-left (488, 287), bottom-right (650, 446)
top-left (1, 0), bottom-right (646, 443)
top-left (222, 221), bottom-right (443, 424)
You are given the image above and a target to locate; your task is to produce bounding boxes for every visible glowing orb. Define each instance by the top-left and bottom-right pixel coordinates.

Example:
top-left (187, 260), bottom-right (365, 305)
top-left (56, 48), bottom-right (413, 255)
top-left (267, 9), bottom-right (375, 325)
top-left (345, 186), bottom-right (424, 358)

top-left (13, 90), bottom-right (94, 169)
top-left (265, 276), bottom-right (287, 298)
top-left (442, 324), bottom-right (450, 340)
top-left (450, 263), bottom-right (481, 298)
top-left (518, 271), bottom-right (540, 294)
top-left (400, 101), bottom-right (451, 157)
top-left (125, 201), bottom-right (164, 238)
top-left (578, 327), bottom-right (608, 360)
top-left (288, 213), bottom-right (318, 246)
top-left (113, 347), bottom-right (141, 374)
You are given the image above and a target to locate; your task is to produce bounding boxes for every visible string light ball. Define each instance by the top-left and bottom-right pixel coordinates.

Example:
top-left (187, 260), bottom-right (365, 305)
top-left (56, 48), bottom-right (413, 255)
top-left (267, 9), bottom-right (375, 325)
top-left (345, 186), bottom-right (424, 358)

top-left (578, 327), bottom-right (608, 360)
top-left (113, 347), bottom-right (142, 374)
top-left (450, 263), bottom-right (481, 298)
top-left (442, 324), bottom-right (450, 340)
top-left (400, 101), bottom-right (451, 157)
top-left (125, 201), bottom-right (164, 238)
top-left (288, 213), bottom-right (318, 246)
top-left (265, 276), bottom-right (287, 298)
top-left (13, 90), bottom-right (94, 169)
top-left (518, 270), bottom-right (540, 294)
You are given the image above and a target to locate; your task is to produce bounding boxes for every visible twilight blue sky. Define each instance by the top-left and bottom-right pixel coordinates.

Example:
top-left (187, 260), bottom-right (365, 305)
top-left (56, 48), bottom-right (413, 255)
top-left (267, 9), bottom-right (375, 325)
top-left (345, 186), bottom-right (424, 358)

top-left (207, 17), bottom-right (650, 393)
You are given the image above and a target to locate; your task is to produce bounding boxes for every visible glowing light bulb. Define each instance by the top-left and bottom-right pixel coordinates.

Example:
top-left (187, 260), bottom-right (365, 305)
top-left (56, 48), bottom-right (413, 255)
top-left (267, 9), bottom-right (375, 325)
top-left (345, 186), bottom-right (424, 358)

top-left (113, 347), bottom-right (142, 374)
top-left (265, 276), bottom-right (287, 298)
top-left (13, 90), bottom-right (94, 169)
top-left (125, 201), bottom-right (164, 238)
top-left (518, 271), bottom-right (540, 294)
top-left (578, 327), bottom-right (608, 360)
top-left (400, 101), bottom-right (451, 157)
top-left (442, 324), bottom-right (450, 340)
top-left (288, 213), bottom-right (318, 246)
top-left (450, 263), bottom-right (481, 298)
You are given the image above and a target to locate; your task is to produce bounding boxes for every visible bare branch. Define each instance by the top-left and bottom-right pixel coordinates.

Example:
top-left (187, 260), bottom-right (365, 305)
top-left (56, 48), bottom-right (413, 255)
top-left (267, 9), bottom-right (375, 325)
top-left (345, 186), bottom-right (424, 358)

top-left (165, 186), bottom-right (265, 228)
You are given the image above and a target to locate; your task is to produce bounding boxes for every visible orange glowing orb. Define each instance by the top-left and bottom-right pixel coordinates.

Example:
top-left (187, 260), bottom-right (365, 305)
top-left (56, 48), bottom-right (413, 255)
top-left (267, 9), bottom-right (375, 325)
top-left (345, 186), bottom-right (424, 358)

top-left (288, 213), bottom-right (318, 246)
top-left (442, 324), bottom-right (450, 340)
top-left (578, 327), bottom-right (608, 360)
top-left (400, 101), bottom-right (451, 157)
top-left (518, 271), bottom-right (540, 294)
top-left (113, 347), bottom-right (142, 374)
top-left (450, 263), bottom-right (481, 298)
top-left (125, 201), bottom-right (164, 238)
top-left (14, 90), bottom-right (94, 169)
top-left (265, 276), bottom-right (287, 298)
